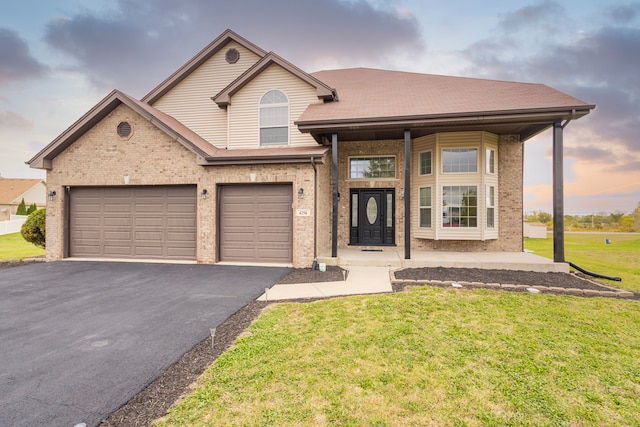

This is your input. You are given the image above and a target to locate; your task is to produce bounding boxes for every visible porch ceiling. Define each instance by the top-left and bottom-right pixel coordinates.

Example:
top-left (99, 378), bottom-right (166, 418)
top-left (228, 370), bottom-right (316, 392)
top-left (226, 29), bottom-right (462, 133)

top-left (303, 108), bottom-right (591, 143)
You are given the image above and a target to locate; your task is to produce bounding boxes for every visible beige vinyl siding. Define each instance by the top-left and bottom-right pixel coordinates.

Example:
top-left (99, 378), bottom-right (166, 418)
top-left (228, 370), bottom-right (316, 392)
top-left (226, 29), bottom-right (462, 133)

top-left (483, 132), bottom-right (499, 240)
top-left (228, 64), bottom-right (322, 149)
top-left (152, 41), bottom-right (262, 146)
top-left (412, 134), bottom-right (436, 239)
top-left (436, 131), bottom-right (486, 147)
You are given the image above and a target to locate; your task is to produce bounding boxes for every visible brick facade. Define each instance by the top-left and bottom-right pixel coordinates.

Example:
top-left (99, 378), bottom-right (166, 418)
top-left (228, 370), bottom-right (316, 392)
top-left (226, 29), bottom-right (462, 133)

top-left (45, 104), bottom-right (321, 268)
top-left (46, 105), bottom-right (524, 268)
top-left (316, 135), bottom-right (524, 255)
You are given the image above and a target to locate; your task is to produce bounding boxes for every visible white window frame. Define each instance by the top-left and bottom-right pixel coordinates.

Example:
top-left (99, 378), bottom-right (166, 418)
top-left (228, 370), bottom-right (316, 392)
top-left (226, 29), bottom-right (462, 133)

top-left (349, 156), bottom-right (397, 179)
top-left (419, 150), bottom-right (432, 176)
top-left (486, 185), bottom-right (495, 228)
top-left (441, 185), bottom-right (478, 228)
top-left (259, 89), bottom-right (289, 146)
top-left (486, 148), bottom-right (495, 174)
top-left (419, 186), bottom-right (432, 228)
top-left (441, 147), bottom-right (478, 173)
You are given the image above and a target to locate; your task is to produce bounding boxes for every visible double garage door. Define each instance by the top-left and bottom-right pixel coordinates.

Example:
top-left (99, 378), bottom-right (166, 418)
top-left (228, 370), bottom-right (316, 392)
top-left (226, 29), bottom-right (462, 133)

top-left (70, 186), bottom-right (197, 260)
top-left (69, 184), bottom-right (293, 263)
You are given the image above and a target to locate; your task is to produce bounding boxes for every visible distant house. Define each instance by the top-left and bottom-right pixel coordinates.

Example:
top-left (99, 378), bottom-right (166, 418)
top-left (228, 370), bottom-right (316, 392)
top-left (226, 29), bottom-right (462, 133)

top-left (28, 29), bottom-right (594, 266)
top-left (0, 177), bottom-right (46, 221)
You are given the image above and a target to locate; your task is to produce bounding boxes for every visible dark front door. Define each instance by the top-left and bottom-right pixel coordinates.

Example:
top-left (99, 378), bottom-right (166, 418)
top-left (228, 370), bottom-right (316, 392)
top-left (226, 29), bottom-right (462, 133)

top-left (349, 188), bottom-right (395, 246)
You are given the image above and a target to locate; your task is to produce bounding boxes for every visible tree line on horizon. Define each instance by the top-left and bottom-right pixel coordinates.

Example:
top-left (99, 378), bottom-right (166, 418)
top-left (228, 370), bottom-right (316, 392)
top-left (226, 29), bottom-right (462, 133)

top-left (525, 202), bottom-right (640, 232)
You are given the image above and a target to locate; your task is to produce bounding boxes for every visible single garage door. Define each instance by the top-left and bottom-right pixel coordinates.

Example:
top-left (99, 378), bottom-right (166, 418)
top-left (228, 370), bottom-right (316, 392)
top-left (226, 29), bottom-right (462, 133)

top-left (70, 186), bottom-right (196, 260)
top-left (219, 184), bottom-right (292, 263)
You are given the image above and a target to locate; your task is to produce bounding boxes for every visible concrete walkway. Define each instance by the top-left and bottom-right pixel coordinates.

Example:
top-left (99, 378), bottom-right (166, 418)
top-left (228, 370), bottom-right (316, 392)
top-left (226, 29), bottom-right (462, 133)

top-left (258, 266), bottom-right (393, 301)
top-left (258, 249), bottom-right (570, 301)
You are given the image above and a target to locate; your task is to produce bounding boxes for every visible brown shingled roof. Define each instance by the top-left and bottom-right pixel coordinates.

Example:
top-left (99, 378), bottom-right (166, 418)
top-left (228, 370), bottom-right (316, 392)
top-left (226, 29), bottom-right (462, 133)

top-left (0, 178), bottom-right (43, 204)
top-left (298, 68), bottom-right (594, 140)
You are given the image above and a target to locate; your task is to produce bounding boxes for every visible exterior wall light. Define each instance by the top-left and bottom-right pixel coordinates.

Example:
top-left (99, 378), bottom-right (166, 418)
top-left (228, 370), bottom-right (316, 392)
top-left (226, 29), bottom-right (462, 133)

top-left (298, 187), bottom-right (304, 199)
top-left (201, 189), bottom-right (208, 199)
top-left (48, 191), bottom-right (57, 201)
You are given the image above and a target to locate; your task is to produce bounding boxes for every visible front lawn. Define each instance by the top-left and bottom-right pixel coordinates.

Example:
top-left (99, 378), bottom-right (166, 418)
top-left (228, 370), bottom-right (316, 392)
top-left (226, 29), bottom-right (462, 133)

top-left (156, 288), bottom-right (640, 426)
top-left (525, 233), bottom-right (640, 293)
top-left (0, 232), bottom-right (45, 260)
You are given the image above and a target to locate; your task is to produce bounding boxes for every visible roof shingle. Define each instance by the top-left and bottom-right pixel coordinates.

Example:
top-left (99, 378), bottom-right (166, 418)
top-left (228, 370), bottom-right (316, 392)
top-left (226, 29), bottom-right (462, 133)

top-left (300, 68), bottom-right (592, 124)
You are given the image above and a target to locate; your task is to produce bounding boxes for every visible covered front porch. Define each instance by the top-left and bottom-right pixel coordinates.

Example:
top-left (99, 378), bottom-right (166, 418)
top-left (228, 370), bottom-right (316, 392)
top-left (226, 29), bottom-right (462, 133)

top-left (318, 248), bottom-right (569, 273)
top-left (297, 71), bottom-right (594, 268)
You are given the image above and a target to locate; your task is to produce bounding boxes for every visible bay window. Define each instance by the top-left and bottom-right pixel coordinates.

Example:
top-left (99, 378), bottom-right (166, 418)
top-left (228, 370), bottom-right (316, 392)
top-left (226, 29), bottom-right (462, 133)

top-left (413, 131), bottom-right (499, 240)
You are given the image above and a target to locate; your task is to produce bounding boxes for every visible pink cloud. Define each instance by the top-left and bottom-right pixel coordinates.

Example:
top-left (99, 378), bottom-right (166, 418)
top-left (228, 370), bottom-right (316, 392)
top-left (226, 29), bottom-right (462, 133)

top-left (0, 111), bottom-right (32, 129)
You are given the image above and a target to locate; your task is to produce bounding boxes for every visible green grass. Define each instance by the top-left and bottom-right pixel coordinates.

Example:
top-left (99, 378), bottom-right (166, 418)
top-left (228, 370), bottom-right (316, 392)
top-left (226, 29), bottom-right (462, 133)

top-left (0, 232), bottom-right (45, 260)
top-left (156, 288), bottom-right (640, 427)
top-left (525, 233), bottom-right (640, 293)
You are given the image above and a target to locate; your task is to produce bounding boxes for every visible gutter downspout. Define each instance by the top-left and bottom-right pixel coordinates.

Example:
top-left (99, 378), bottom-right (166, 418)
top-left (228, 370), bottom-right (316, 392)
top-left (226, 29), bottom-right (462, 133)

top-left (553, 109), bottom-right (576, 263)
top-left (552, 124), bottom-right (565, 262)
top-left (310, 157), bottom-right (318, 270)
top-left (562, 109), bottom-right (576, 129)
top-left (554, 110), bottom-right (620, 281)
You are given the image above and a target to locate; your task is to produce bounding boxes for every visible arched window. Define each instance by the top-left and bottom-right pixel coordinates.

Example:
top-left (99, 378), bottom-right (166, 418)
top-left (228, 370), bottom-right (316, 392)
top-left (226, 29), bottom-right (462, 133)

top-left (259, 90), bottom-right (289, 146)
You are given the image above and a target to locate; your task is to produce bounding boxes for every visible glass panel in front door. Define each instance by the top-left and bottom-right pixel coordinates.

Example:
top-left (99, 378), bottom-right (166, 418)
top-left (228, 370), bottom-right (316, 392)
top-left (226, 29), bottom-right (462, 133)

top-left (366, 196), bottom-right (378, 225)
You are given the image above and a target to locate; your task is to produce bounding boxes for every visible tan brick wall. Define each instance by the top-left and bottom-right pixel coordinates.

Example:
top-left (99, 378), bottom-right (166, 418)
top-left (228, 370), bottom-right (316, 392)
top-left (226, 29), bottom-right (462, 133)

top-left (45, 103), bottom-right (320, 267)
top-left (46, 104), bottom-right (207, 261)
top-left (495, 134), bottom-right (524, 251)
top-left (336, 140), bottom-right (405, 249)
top-left (208, 162), bottom-right (316, 267)
top-left (315, 158), bottom-right (333, 257)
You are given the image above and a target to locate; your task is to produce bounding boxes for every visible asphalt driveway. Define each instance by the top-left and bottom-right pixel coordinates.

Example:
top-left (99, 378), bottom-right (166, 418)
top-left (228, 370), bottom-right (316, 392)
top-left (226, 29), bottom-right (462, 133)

top-left (0, 261), bottom-right (290, 427)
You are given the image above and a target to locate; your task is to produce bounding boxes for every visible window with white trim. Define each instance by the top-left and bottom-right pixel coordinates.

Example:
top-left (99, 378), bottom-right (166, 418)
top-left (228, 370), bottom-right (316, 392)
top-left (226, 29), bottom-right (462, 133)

top-left (419, 187), bottom-right (432, 228)
top-left (486, 185), bottom-right (495, 228)
top-left (442, 185), bottom-right (478, 227)
top-left (442, 148), bottom-right (478, 173)
top-left (259, 90), bottom-right (289, 146)
top-left (486, 148), bottom-right (495, 174)
top-left (349, 156), bottom-right (396, 179)
top-left (419, 151), bottom-right (432, 175)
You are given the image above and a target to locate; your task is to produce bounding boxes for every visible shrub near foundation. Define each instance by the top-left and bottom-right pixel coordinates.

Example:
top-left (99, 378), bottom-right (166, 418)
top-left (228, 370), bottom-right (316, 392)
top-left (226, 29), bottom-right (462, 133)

top-left (21, 208), bottom-right (46, 249)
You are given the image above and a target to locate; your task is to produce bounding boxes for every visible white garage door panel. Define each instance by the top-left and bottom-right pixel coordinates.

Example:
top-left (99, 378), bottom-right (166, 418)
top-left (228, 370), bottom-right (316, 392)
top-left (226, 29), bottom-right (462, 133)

top-left (70, 186), bottom-right (197, 260)
top-left (219, 185), bottom-right (292, 263)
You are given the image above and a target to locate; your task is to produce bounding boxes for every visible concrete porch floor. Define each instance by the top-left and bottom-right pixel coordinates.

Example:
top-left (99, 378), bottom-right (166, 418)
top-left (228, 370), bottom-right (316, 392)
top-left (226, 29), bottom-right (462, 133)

top-left (318, 248), bottom-right (569, 273)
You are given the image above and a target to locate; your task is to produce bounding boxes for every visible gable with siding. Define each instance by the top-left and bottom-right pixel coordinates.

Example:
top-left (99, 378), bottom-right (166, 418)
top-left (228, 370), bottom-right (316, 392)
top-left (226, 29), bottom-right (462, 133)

top-left (227, 64), bottom-right (324, 149)
top-left (151, 41), bottom-right (263, 147)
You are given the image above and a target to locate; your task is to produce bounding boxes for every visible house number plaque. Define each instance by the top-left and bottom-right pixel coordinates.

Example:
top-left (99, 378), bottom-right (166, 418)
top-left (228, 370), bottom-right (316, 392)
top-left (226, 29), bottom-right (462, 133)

top-left (296, 209), bottom-right (311, 217)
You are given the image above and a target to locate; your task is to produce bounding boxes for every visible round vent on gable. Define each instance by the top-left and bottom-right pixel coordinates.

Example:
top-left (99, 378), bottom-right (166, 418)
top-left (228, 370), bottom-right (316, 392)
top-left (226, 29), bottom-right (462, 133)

top-left (225, 48), bottom-right (240, 64)
top-left (117, 121), bottom-right (132, 139)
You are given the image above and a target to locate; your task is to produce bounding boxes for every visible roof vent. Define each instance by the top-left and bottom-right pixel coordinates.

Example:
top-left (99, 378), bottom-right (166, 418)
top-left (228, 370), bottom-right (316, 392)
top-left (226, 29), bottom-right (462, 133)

top-left (225, 48), bottom-right (240, 64)
top-left (117, 121), bottom-right (132, 139)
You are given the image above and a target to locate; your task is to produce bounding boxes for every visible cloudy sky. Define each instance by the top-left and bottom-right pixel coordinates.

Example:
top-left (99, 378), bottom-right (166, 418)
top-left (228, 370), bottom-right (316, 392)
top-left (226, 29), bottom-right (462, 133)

top-left (1, 0), bottom-right (638, 214)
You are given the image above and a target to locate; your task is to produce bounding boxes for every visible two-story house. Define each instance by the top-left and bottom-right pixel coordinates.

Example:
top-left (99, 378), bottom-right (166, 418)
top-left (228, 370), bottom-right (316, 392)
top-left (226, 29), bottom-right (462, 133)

top-left (28, 29), bottom-right (593, 267)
